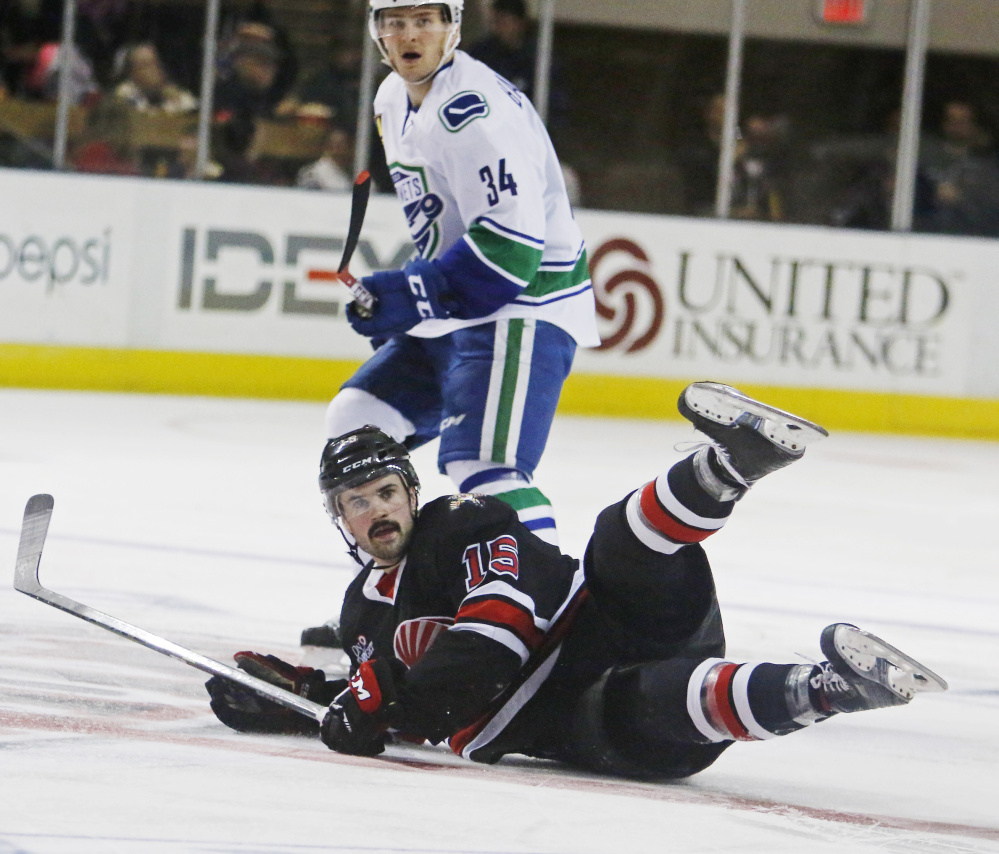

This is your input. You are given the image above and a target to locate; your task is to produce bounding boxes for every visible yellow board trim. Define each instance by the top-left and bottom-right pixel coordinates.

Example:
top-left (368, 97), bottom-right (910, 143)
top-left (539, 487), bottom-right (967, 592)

top-left (0, 343), bottom-right (363, 401)
top-left (2, 343), bottom-right (997, 440)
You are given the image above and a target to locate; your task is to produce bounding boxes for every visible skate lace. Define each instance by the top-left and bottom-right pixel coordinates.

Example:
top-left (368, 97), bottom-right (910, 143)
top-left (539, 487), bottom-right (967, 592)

top-left (809, 661), bottom-right (853, 695)
top-left (674, 440), bottom-right (712, 455)
top-left (674, 440), bottom-right (749, 488)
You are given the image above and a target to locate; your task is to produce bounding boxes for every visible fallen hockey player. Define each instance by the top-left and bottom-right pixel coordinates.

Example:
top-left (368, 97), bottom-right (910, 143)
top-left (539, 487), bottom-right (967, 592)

top-left (206, 382), bottom-right (947, 778)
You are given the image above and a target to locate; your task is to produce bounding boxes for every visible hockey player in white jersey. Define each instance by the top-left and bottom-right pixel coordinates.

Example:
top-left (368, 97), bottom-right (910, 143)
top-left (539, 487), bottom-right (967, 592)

top-left (323, 0), bottom-right (599, 555)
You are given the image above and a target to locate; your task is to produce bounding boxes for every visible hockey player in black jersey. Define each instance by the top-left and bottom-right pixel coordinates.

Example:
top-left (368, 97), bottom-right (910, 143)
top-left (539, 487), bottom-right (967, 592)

top-left (206, 381), bottom-right (946, 779)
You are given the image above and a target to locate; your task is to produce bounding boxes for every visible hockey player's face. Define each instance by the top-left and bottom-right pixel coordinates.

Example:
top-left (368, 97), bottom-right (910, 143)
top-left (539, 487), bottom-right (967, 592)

top-left (376, 6), bottom-right (450, 83)
top-left (340, 473), bottom-right (416, 566)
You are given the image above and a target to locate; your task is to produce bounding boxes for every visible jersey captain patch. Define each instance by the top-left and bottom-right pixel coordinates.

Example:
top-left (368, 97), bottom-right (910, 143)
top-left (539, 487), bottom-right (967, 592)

top-left (439, 91), bottom-right (490, 132)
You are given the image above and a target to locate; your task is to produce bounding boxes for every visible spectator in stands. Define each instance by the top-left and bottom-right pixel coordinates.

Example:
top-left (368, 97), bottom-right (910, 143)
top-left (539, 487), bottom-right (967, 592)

top-left (214, 11), bottom-right (297, 121)
top-left (677, 95), bottom-right (790, 222)
top-left (70, 95), bottom-right (139, 175)
top-left (209, 109), bottom-right (285, 186)
top-left (676, 92), bottom-right (726, 216)
top-left (219, 2), bottom-right (298, 104)
top-left (918, 99), bottom-right (999, 237)
top-left (468, 0), bottom-right (534, 97)
top-left (24, 41), bottom-right (99, 104)
top-left (296, 122), bottom-right (353, 192)
top-left (276, 38), bottom-right (362, 130)
top-left (467, 0), bottom-right (567, 125)
top-left (214, 24), bottom-right (287, 121)
top-left (1, 0), bottom-right (34, 95)
top-left (113, 42), bottom-right (196, 113)
top-left (730, 112), bottom-right (791, 221)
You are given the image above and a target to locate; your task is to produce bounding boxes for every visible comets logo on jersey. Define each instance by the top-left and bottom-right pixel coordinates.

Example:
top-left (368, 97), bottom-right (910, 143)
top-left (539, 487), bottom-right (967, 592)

top-left (439, 91), bottom-right (490, 132)
top-left (390, 162), bottom-right (444, 258)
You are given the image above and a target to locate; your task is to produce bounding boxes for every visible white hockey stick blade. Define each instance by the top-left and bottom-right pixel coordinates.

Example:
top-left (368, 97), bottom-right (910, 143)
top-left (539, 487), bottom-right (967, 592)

top-left (13, 494), bottom-right (330, 725)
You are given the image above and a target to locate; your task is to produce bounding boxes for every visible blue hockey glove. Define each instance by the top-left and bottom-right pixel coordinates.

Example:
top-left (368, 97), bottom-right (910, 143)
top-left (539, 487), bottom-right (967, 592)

top-left (346, 258), bottom-right (455, 337)
top-left (206, 651), bottom-right (342, 735)
top-left (320, 658), bottom-right (405, 756)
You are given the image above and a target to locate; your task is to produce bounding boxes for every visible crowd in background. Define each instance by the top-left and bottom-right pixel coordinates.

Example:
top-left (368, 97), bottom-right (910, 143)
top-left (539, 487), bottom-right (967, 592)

top-left (0, 0), bottom-right (360, 186)
top-left (2, 0), bottom-right (999, 238)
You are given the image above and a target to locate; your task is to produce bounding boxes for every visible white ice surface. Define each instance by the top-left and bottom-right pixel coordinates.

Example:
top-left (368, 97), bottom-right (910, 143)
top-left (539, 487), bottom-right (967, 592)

top-left (0, 388), bottom-right (997, 854)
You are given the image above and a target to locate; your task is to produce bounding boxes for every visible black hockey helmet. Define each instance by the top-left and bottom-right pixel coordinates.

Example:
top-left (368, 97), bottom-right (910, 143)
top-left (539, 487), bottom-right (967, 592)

top-left (318, 426), bottom-right (420, 519)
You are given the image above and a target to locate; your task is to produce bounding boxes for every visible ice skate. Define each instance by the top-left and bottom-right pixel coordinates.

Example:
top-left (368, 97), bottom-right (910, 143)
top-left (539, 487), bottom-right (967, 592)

top-left (815, 623), bottom-right (948, 714)
top-left (679, 381), bottom-right (828, 491)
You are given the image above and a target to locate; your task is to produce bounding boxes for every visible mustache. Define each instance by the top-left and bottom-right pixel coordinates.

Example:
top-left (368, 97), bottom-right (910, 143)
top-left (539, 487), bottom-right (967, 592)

top-left (368, 520), bottom-right (401, 538)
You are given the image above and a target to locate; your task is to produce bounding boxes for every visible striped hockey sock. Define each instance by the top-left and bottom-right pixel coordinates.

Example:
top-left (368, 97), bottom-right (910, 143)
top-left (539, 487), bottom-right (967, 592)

top-left (625, 454), bottom-right (734, 554)
top-left (455, 466), bottom-right (559, 546)
top-left (687, 660), bottom-right (824, 742)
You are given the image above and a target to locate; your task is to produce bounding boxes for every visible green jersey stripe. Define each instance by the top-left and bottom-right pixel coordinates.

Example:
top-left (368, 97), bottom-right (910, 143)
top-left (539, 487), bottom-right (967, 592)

top-left (468, 223), bottom-right (544, 284)
top-left (526, 250), bottom-right (591, 299)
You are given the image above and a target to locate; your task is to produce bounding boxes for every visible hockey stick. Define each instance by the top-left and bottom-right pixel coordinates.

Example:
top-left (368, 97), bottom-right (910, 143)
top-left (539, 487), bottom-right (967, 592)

top-left (14, 494), bottom-right (330, 726)
top-left (308, 171), bottom-right (376, 318)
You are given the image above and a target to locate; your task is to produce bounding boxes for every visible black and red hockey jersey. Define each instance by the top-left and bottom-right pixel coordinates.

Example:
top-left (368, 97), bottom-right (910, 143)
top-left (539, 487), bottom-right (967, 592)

top-left (337, 492), bottom-right (588, 762)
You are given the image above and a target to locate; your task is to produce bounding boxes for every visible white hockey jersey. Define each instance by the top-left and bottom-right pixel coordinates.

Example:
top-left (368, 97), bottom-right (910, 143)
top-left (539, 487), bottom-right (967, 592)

top-left (373, 50), bottom-right (600, 346)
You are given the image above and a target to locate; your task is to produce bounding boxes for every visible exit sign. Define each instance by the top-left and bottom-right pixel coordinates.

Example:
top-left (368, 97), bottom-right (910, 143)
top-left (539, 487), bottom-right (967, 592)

top-left (816, 0), bottom-right (871, 25)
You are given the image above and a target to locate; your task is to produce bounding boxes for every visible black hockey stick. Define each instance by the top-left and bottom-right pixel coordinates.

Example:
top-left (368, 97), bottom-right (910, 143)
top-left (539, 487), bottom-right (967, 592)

top-left (13, 494), bottom-right (330, 726)
top-left (336, 171), bottom-right (376, 318)
top-left (306, 171), bottom-right (376, 318)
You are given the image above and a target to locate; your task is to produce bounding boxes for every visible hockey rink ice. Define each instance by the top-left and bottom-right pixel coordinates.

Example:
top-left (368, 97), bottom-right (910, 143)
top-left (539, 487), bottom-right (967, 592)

top-left (1, 387), bottom-right (997, 854)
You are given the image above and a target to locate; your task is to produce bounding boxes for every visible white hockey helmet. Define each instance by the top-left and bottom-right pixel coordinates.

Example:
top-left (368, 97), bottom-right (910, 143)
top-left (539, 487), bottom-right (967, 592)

top-left (368, 0), bottom-right (464, 81)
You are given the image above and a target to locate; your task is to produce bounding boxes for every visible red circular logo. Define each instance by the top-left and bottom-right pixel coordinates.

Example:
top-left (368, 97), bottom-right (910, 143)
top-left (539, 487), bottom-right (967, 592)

top-left (589, 238), bottom-right (665, 352)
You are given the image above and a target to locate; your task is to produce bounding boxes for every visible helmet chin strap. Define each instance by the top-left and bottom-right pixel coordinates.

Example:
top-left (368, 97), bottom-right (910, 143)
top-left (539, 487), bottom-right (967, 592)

top-left (334, 518), bottom-right (367, 568)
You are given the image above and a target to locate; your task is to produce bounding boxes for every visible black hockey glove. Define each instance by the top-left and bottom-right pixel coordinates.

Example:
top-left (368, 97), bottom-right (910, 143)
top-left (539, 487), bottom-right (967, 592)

top-left (347, 258), bottom-right (454, 337)
top-left (320, 657), bottom-right (405, 756)
top-left (206, 651), bottom-right (342, 735)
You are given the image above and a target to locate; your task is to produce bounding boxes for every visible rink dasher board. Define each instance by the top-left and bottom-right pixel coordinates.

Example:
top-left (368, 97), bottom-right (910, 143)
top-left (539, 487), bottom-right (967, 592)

top-left (3, 168), bottom-right (999, 400)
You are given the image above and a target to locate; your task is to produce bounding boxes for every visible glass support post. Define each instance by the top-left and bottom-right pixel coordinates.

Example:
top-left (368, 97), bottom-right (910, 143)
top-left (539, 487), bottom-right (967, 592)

top-left (715, 0), bottom-right (747, 219)
top-left (194, 0), bottom-right (222, 179)
top-left (52, 0), bottom-right (78, 170)
top-left (534, 0), bottom-right (556, 125)
top-left (891, 0), bottom-right (931, 232)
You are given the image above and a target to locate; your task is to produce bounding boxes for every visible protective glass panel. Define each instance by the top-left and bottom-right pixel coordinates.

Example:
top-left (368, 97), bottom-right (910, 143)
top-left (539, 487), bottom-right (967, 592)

top-left (915, 0), bottom-right (999, 238)
top-left (0, 0), bottom-right (373, 186)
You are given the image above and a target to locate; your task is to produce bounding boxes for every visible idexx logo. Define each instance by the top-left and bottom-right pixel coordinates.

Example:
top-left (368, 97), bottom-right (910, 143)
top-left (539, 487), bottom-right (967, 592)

top-left (591, 236), bottom-right (956, 378)
top-left (390, 163), bottom-right (443, 259)
top-left (178, 228), bottom-right (412, 316)
top-left (0, 228), bottom-right (112, 292)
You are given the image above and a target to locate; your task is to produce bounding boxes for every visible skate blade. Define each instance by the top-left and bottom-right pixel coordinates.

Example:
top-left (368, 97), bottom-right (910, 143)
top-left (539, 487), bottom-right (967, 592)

top-left (684, 382), bottom-right (829, 451)
top-left (831, 625), bottom-right (948, 700)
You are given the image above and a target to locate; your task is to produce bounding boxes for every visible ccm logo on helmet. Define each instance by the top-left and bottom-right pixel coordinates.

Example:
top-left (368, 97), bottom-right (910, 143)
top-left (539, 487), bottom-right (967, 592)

top-left (343, 457), bottom-right (379, 473)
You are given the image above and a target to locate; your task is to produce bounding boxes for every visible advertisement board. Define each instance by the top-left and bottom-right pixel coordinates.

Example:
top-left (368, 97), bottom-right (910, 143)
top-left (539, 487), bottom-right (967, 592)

top-left (4, 169), bottom-right (999, 401)
top-left (149, 181), bottom-right (412, 359)
top-left (575, 211), bottom-right (993, 396)
top-left (0, 171), bottom-right (134, 346)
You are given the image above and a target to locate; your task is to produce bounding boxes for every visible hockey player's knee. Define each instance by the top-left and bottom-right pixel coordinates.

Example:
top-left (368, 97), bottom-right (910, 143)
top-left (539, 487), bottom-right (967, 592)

top-left (565, 664), bottom-right (731, 780)
top-left (324, 388), bottom-right (414, 442)
top-left (583, 508), bottom-right (720, 649)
